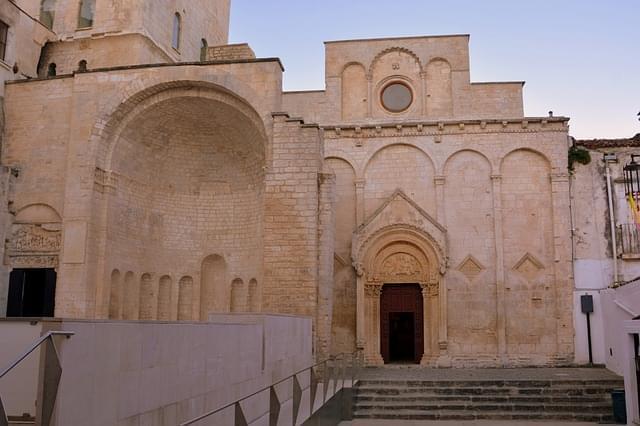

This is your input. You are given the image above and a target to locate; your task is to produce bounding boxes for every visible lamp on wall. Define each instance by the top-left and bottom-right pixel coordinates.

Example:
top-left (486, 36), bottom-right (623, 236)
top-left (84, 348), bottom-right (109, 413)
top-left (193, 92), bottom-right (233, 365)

top-left (624, 155), bottom-right (640, 198)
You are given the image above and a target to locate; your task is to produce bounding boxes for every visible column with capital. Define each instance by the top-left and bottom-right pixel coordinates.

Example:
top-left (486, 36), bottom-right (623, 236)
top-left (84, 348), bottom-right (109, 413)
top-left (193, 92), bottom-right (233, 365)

top-left (420, 71), bottom-right (427, 115)
top-left (364, 282), bottom-right (384, 365)
top-left (366, 73), bottom-right (373, 118)
top-left (550, 172), bottom-right (573, 360)
top-left (419, 282), bottom-right (433, 365)
top-left (355, 179), bottom-right (366, 226)
top-left (434, 176), bottom-right (448, 356)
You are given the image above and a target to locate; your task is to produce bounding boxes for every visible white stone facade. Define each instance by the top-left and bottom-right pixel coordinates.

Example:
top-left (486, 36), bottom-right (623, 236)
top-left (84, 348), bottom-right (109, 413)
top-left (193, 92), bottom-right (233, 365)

top-left (0, 2), bottom-right (576, 367)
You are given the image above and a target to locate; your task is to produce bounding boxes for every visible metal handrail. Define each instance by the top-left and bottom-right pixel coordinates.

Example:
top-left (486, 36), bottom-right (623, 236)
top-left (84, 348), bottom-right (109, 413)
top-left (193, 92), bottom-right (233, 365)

top-left (180, 350), bottom-right (361, 426)
top-left (0, 331), bottom-right (74, 379)
top-left (0, 330), bottom-right (74, 426)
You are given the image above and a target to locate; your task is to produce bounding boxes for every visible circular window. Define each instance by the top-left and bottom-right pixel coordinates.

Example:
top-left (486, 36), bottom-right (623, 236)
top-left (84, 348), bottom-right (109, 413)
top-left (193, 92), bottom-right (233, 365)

top-left (381, 82), bottom-right (413, 113)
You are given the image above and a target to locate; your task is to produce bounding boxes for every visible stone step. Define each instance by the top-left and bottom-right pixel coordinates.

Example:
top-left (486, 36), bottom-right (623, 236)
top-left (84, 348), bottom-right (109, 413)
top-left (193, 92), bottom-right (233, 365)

top-left (354, 394), bottom-right (609, 404)
top-left (352, 409), bottom-right (615, 422)
top-left (353, 401), bottom-right (612, 413)
top-left (355, 386), bottom-right (617, 396)
top-left (356, 379), bottom-right (624, 387)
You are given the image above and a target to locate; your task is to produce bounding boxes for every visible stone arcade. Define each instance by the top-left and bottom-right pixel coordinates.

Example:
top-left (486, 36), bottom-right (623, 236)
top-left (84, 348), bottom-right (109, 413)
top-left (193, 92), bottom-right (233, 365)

top-left (1, 0), bottom-right (573, 368)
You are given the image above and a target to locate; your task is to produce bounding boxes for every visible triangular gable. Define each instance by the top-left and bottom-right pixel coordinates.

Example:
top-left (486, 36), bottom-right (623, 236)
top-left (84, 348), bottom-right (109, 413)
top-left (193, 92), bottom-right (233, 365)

top-left (358, 189), bottom-right (446, 234)
top-left (352, 189), bottom-right (447, 269)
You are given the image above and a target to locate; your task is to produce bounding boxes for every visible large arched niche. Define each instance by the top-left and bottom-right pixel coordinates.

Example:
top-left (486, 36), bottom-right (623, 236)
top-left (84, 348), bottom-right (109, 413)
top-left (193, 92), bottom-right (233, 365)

top-left (97, 84), bottom-right (267, 318)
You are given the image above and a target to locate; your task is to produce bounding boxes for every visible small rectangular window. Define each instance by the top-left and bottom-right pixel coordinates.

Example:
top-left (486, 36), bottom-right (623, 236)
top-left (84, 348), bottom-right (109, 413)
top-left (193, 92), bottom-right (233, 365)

top-left (40, 0), bottom-right (56, 30)
top-left (0, 21), bottom-right (8, 61)
top-left (77, 0), bottom-right (95, 29)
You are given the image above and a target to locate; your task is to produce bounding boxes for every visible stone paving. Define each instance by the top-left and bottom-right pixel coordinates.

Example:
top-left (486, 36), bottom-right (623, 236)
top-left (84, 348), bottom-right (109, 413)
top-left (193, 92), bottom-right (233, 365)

top-left (358, 366), bottom-right (621, 382)
top-left (340, 421), bottom-right (603, 425)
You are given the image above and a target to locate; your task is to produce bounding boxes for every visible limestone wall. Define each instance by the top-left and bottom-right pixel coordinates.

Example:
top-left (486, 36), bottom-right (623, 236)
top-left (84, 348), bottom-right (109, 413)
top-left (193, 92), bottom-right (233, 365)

top-left (0, 1), bottom-right (54, 87)
top-left (3, 60), bottom-right (284, 320)
top-left (26, 0), bottom-right (230, 75)
top-left (283, 35), bottom-right (524, 124)
top-left (324, 119), bottom-right (573, 366)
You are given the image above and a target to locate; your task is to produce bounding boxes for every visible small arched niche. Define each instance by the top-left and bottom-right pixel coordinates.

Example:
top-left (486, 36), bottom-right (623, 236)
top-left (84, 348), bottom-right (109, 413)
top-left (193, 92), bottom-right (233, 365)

top-left (157, 275), bottom-right (172, 320)
top-left (230, 278), bottom-right (245, 312)
top-left (178, 276), bottom-right (193, 320)
top-left (108, 269), bottom-right (121, 319)
top-left (138, 273), bottom-right (154, 320)
top-left (200, 254), bottom-right (226, 319)
top-left (247, 279), bottom-right (259, 312)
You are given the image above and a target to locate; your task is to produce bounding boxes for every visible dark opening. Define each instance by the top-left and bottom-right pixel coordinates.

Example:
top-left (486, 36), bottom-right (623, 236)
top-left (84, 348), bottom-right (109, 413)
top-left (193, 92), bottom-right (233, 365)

top-left (389, 312), bottom-right (415, 362)
top-left (7, 268), bottom-right (56, 317)
top-left (47, 63), bottom-right (56, 77)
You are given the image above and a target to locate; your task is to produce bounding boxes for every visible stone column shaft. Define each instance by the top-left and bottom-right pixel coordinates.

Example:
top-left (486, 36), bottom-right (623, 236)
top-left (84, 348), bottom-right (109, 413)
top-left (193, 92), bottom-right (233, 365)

top-left (355, 179), bottom-right (366, 226)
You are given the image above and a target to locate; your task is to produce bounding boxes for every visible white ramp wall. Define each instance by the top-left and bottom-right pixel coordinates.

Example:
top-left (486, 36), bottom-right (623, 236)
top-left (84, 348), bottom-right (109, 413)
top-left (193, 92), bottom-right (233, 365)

top-left (42, 315), bottom-right (312, 426)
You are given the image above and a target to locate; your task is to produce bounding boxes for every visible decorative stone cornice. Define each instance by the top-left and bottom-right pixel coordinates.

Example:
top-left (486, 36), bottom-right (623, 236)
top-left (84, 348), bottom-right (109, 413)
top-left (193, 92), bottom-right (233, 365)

top-left (323, 117), bottom-right (568, 139)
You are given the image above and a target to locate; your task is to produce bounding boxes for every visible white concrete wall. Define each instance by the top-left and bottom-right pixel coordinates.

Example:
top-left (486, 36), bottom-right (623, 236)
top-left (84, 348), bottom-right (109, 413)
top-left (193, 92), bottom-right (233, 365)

top-left (0, 320), bottom-right (45, 419)
top-left (601, 285), bottom-right (640, 375)
top-left (572, 148), bottom-right (640, 369)
top-left (0, 315), bottom-right (312, 426)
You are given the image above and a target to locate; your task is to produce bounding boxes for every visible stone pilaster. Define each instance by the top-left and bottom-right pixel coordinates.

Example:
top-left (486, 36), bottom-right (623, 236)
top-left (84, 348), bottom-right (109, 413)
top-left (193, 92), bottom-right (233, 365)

top-left (491, 174), bottom-right (507, 362)
top-left (316, 171), bottom-right (336, 361)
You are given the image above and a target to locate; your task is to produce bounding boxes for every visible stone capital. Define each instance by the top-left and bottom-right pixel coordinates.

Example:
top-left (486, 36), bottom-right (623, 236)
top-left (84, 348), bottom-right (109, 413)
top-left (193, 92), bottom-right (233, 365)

top-left (364, 282), bottom-right (382, 298)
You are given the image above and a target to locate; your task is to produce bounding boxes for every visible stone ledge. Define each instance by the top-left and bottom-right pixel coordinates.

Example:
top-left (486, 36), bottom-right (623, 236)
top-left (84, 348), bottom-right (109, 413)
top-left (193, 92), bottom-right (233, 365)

top-left (323, 118), bottom-right (569, 139)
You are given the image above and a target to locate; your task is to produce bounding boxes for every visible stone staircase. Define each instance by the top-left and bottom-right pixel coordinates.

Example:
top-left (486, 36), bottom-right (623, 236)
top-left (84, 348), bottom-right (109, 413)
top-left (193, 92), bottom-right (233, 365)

top-left (353, 374), bottom-right (624, 422)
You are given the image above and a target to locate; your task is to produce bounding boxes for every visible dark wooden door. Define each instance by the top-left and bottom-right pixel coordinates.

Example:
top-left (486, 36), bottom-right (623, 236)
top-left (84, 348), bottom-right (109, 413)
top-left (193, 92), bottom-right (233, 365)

top-left (380, 284), bottom-right (424, 363)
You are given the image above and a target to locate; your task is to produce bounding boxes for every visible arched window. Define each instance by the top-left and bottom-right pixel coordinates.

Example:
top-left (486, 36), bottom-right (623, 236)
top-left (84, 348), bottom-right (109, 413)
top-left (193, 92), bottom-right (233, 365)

top-left (77, 0), bottom-right (95, 28)
top-left (172, 13), bottom-right (181, 50)
top-left (200, 38), bottom-right (208, 61)
top-left (47, 63), bottom-right (56, 77)
top-left (40, 0), bottom-right (56, 30)
top-left (77, 59), bottom-right (87, 72)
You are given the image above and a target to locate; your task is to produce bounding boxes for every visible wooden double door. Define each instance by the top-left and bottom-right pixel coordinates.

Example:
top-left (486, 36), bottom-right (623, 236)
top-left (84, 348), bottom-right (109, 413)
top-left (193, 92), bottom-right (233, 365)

top-left (380, 284), bottom-right (424, 364)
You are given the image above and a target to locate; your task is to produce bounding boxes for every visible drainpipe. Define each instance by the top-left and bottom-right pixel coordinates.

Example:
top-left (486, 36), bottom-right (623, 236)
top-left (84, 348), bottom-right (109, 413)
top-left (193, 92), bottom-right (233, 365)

top-left (605, 159), bottom-right (619, 286)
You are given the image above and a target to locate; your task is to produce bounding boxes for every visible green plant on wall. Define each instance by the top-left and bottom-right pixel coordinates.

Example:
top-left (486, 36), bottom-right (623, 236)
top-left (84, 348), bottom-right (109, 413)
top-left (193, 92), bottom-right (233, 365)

top-left (568, 145), bottom-right (591, 172)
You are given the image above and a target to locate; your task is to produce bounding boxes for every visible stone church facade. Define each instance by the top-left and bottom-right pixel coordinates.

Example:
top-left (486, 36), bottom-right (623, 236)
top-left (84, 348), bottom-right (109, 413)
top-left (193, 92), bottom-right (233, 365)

top-left (1, 0), bottom-right (574, 367)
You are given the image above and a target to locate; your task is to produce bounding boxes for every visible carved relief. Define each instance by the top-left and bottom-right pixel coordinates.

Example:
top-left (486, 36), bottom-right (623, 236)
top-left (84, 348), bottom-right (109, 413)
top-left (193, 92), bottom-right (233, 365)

top-left (457, 255), bottom-right (485, 282)
top-left (421, 281), bottom-right (439, 297)
top-left (6, 224), bottom-right (61, 268)
top-left (364, 283), bottom-right (382, 298)
top-left (7, 224), bottom-right (61, 254)
top-left (10, 255), bottom-right (58, 268)
top-left (513, 253), bottom-right (544, 281)
top-left (380, 253), bottom-right (422, 281)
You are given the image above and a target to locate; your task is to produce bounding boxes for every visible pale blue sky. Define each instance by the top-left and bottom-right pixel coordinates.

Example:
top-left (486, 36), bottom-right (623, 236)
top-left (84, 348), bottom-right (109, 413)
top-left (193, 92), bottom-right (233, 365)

top-left (228, 0), bottom-right (639, 139)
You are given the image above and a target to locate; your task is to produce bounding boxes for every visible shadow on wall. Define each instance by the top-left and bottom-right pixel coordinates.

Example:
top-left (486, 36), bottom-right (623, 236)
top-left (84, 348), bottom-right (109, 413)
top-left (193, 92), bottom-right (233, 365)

top-left (107, 259), bottom-right (260, 321)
